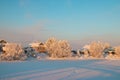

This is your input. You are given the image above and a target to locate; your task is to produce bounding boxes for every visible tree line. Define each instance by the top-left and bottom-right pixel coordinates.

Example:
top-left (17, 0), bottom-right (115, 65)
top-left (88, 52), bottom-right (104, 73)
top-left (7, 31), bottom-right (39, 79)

top-left (0, 38), bottom-right (120, 61)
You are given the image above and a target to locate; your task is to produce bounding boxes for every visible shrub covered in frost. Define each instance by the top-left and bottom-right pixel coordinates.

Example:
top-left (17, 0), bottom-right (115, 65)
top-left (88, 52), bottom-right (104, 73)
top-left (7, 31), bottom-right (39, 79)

top-left (45, 37), bottom-right (71, 58)
top-left (84, 41), bottom-right (110, 58)
top-left (0, 43), bottom-right (27, 61)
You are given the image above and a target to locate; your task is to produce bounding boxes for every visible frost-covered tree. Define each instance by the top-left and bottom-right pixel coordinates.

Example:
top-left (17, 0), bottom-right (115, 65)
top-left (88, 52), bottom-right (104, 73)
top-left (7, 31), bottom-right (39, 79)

top-left (114, 46), bottom-right (120, 56)
top-left (56, 40), bottom-right (71, 58)
top-left (45, 37), bottom-right (57, 57)
top-left (84, 41), bottom-right (110, 58)
top-left (0, 43), bottom-right (27, 61)
top-left (45, 37), bottom-right (71, 58)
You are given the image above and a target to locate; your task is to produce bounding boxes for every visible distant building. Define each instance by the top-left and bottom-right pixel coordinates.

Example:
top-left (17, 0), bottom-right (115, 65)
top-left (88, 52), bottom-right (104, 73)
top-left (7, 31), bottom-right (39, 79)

top-left (23, 47), bottom-right (37, 58)
top-left (103, 47), bottom-right (115, 57)
top-left (71, 48), bottom-right (90, 57)
top-left (0, 40), bottom-right (7, 53)
top-left (71, 50), bottom-right (78, 57)
top-left (79, 48), bottom-right (90, 57)
top-left (29, 42), bottom-right (46, 53)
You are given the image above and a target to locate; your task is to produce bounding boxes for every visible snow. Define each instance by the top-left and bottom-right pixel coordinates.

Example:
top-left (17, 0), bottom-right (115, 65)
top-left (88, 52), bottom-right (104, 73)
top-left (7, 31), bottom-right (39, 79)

top-left (0, 60), bottom-right (120, 80)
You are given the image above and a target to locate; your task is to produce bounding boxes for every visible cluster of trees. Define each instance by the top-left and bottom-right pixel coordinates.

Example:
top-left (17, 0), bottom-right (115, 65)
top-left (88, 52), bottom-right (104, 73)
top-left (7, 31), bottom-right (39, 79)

top-left (0, 38), bottom-right (120, 61)
top-left (83, 41), bottom-right (120, 58)
top-left (0, 42), bottom-right (27, 61)
top-left (0, 38), bottom-right (71, 61)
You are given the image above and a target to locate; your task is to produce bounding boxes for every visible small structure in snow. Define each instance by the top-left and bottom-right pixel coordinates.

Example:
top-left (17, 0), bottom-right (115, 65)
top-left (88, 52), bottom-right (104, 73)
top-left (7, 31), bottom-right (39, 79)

top-left (23, 47), bottom-right (37, 58)
top-left (103, 47), bottom-right (115, 57)
top-left (0, 39), bottom-right (7, 53)
top-left (29, 42), bottom-right (46, 53)
top-left (71, 48), bottom-right (90, 57)
top-left (71, 50), bottom-right (78, 57)
top-left (79, 48), bottom-right (90, 57)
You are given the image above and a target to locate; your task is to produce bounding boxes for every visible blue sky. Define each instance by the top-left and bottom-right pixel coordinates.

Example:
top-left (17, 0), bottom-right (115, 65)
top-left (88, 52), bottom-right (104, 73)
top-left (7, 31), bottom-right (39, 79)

top-left (0, 0), bottom-right (120, 48)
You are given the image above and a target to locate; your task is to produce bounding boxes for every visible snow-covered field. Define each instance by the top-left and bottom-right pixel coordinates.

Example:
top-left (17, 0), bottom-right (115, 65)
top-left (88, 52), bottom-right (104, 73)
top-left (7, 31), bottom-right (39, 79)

top-left (0, 60), bottom-right (120, 80)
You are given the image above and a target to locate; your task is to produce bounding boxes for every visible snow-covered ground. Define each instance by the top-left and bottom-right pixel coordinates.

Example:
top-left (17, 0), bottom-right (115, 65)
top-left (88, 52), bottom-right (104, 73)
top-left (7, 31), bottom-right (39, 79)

top-left (0, 60), bottom-right (120, 80)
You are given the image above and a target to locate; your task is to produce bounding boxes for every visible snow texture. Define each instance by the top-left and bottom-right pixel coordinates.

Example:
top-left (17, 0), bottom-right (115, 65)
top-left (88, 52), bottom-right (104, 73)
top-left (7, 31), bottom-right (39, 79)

top-left (0, 60), bottom-right (120, 80)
